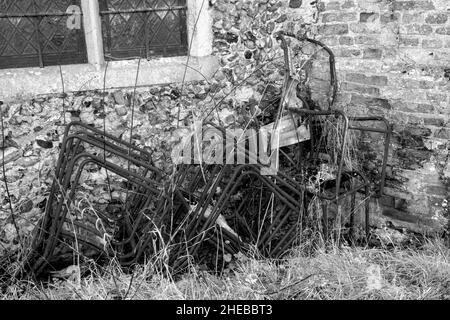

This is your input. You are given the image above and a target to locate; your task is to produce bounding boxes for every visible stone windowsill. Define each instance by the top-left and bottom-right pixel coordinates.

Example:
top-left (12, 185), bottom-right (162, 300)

top-left (0, 55), bottom-right (219, 101)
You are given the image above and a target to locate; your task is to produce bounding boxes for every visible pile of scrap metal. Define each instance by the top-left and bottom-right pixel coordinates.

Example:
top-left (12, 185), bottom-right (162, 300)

top-left (19, 31), bottom-right (392, 279)
top-left (18, 121), bottom-right (307, 277)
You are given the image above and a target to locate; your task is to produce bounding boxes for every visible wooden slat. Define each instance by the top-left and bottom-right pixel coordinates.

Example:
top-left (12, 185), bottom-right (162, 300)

top-left (261, 115), bottom-right (310, 150)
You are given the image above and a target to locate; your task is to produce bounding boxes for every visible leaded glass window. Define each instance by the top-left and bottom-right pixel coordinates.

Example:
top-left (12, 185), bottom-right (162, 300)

top-left (99, 0), bottom-right (188, 60)
top-left (0, 0), bottom-right (87, 69)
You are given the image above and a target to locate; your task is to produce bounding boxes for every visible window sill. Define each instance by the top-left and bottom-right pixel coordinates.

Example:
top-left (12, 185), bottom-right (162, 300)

top-left (0, 55), bottom-right (219, 101)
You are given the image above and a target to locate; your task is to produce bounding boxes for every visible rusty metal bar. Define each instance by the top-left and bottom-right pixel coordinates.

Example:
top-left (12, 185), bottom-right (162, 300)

top-left (274, 31), bottom-right (338, 108)
top-left (287, 107), bottom-right (350, 201)
top-left (347, 116), bottom-right (392, 197)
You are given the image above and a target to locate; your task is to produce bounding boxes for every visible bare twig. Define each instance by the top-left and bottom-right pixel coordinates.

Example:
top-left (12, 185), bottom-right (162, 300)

top-left (101, 60), bottom-right (113, 201)
top-left (0, 103), bottom-right (22, 246)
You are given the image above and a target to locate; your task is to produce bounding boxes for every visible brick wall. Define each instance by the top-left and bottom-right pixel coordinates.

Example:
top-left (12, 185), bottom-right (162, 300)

top-left (312, 0), bottom-right (450, 232)
top-left (210, 0), bottom-right (449, 233)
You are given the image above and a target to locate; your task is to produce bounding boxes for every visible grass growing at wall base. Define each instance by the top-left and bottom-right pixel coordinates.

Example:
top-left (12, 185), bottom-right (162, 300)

top-left (2, 238), bottom-right (449, 300)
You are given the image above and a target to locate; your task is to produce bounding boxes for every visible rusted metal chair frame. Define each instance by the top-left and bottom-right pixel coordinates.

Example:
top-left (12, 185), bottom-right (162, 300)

top-left (23, 122), bottom-right (195, 276)
top-left (274, 31), bottom-right (392, 241)
top-left (22, 30), bottom-right (394, 278)
top-left (168, 120), bottom-right (311, 271)
top-left (169, 163), bottom-right (307, 272)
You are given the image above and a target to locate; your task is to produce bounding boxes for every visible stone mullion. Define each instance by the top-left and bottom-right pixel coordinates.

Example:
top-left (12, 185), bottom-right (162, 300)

top-left (81, 0), bottom-right (105, 68)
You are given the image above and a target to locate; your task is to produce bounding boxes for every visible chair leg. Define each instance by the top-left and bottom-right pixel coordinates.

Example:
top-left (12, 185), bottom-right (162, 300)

top-left (350, 192), bottom-right (356, 244)
top-left (335, 200), bottom-right (341, 248)
top-left (321, 202), bottom-right (329, 243)
top-left (364, 185), bottom-right (370, 241)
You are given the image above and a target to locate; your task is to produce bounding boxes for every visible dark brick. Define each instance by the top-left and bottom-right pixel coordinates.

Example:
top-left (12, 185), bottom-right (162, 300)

top-left (339, 36), bottom-right (354, 45)
top-left (380, 195), bottom-right (395, 207)
top-left (396, 149), bottom-right (432, 169)
top-left (393, 1), bottom-right (435, 11)
top-left (318, 24), bottom-right (349, 35)
top-left (335, 48), bottom-right (361, 58)
top-left (382, 208), bottom-right (423, 224)
top-left (426, 185), bottom-right (449, 197)
top-left (417, 104), bottom-right (435, 113)
top-left (322, 12), bottom-right (357, 23)
top-left (354, 35), bottom-right (380, 45)
top-left (399, 37), bottom-right (420, 47)
top-left (424, 117), bottom-right (445, 126)
top-left (351, 95), bottom-right (392, 109)
top-left (425, 13), bottom-right (448, 24)
top-left (381, 12), bottom-right (400, 24)
top-left (341, 82), bottom-right (380, 96)
top-left (436, 27), bottom-right (450, 35)
top-left (363, 48), bottom-right (383, 59)
top-left (402, 125), bottom-right (433, 138)
top-left (346, 73), bottom-right (388, 86)
top-left (394, 198), bottom-right (408, 211)
top-left (360, 12), bottom-right (379, 23)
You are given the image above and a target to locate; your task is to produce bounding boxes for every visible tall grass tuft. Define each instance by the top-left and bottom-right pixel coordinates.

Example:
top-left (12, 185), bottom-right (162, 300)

top-left (2, 237), bottom-right (449, 300)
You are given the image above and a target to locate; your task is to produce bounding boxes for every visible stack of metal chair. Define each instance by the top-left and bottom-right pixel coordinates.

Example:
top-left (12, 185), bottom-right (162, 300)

top-left (21, 31), bottom-right (392, 279)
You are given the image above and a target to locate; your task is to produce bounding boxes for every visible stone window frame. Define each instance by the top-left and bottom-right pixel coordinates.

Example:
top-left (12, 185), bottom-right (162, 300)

top-left (0, 0), bottom-right (217, 99)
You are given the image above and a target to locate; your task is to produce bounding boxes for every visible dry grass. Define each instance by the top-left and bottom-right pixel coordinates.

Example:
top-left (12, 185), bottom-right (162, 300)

top-left (2, 238), bottom-right (449, 300)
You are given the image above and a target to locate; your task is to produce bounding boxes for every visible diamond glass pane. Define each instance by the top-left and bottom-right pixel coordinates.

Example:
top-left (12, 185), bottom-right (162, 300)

top-left (0, 0), bottom-right (87, 69)
top-left (100, 0), bottom-right (187, 59)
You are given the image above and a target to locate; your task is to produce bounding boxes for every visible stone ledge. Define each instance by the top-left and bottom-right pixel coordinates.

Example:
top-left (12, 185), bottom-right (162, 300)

top-left (0, 55), bottom-right (219, 101)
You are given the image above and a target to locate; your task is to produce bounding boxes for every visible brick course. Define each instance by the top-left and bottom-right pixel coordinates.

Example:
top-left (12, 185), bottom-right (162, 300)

top-left (313, 0), bottom-right (449, 231)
